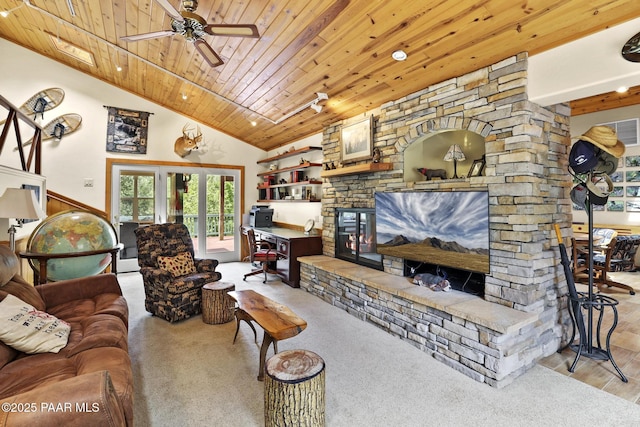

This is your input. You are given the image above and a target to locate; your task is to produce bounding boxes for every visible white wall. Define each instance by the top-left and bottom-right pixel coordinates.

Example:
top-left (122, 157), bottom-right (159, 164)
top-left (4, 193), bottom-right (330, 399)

top-left (0, 39), bottom-right (321, 229)
top-left (571, 106), bottom-right (640, 226)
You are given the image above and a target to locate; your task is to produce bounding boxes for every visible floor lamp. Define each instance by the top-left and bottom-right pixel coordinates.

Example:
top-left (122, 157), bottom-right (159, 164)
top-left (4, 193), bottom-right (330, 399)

top-left (0, 188), bottom-right (46, 251)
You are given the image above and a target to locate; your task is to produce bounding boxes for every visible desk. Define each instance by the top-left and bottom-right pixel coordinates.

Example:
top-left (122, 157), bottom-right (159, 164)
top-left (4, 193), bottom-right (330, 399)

top-left (242, 226), bottom-right (322, 288)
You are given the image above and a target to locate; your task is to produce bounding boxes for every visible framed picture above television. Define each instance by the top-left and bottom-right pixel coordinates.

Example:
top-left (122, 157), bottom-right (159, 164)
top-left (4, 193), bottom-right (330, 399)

top-left (340, 116), bottom-right (373, 163)
top-left (375, 191), bottom-right (490, 274)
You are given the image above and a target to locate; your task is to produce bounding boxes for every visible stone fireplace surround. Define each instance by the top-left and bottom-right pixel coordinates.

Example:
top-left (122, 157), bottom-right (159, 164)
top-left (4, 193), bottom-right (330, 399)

top-left (298, 53), bottom-right (574, 387)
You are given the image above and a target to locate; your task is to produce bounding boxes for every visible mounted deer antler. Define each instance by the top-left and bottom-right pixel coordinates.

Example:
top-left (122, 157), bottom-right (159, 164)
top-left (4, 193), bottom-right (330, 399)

top-left (174, 124), bottom-right (202, 157)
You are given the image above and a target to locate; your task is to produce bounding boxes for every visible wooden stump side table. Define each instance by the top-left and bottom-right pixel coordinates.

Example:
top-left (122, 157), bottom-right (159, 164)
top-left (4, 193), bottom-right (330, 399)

top-left (264, 349), bottom-right (325, 427)
top-left (201, 282), bottom-right (235, 324)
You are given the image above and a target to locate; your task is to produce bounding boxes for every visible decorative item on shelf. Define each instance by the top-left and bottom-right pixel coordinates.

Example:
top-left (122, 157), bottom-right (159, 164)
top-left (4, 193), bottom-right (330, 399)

top-left (323, 163), bottom-right (330, 170)
top-left (291, 170), bottom-right (303, 183)
top-left (417, 168), bottom-right (446, 181)
top-left (443, 144), bottom-right (466, 179)
top-left (330, 162), bottom-right (336, 169)
top-left (467, 155), bottom-right (486, 178)
top-left (299, 157), bottom-right (306, 164)
top-left (372, 147), bottom-right (381, 163)
top-left (0, 188), bottom-right (46, 251)
top-left (269, 163), bottom-right (278, 171)
top-left (304, 219), bottom-right (315, 235)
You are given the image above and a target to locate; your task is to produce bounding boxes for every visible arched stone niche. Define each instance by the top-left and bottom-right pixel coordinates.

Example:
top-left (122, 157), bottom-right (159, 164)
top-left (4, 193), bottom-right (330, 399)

top-left (403, 129), bottom-right (486, 182)
top-left (396, 116), bottom-right (493, 183)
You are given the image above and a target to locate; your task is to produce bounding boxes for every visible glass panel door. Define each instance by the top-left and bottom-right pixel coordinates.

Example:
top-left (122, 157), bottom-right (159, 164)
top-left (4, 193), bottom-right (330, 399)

top-left (205, 174), bottom-right (236, 257)
top-left (111, 163), bottom-right (241, 265)
top-left (166, 171), bottom-right (199, 255)
top-left (112, 166), bottom-right (161, 272)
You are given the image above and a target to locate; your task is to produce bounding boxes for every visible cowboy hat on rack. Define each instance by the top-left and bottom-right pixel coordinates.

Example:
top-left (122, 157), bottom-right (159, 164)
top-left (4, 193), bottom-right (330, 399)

top-left (574, 125), bottom-right (626, 158)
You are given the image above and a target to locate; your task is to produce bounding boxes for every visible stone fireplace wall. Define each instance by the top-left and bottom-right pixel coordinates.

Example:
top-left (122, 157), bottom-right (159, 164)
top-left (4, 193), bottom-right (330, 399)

top-left (317, 53), bottom-right (573, 376)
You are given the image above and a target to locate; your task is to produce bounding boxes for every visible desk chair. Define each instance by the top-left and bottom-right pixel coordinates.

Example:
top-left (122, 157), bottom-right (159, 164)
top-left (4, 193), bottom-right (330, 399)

top-left (244, 228), bottom-right (280, 283)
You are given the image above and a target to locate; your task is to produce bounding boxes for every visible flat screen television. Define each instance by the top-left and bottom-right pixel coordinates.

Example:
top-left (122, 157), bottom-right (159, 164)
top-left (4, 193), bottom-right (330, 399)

top-left (375, 191), bottom-right (490, 274)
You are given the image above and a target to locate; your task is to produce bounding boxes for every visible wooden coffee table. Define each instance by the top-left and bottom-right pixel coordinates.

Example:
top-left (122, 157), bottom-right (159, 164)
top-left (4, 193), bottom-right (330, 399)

top-left (228, 290), bottom-right (307, 381)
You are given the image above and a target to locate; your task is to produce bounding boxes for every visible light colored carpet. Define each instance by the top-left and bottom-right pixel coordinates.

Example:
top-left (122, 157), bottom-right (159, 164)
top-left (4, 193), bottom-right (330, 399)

top-left (121, 263), bottom-right (640, 426)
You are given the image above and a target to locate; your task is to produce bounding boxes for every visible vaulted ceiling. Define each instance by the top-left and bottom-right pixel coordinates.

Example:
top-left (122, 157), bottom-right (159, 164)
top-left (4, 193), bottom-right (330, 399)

top-left (1, 0), bottom-right (640, 151)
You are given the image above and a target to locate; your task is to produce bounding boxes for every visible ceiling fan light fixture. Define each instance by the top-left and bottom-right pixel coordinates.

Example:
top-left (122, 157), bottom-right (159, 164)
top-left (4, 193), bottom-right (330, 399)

top-left (392, 50), bottom-right (407, 61)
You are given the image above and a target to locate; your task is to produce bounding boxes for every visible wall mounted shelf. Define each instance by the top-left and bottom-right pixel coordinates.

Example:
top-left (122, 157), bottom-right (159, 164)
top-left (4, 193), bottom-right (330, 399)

top-left (257, 146), bottom-right (322, 164)
top-left (257, 146), bottom-right (322, 203)
top-left (257, 162), bottom-right (322, 176)
top-left (320, 162), bottom-right (393, 178)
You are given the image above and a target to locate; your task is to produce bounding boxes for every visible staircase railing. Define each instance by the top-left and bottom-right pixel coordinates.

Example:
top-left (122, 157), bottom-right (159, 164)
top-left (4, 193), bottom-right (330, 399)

top-left (0, 94), bottom-right (43, 174)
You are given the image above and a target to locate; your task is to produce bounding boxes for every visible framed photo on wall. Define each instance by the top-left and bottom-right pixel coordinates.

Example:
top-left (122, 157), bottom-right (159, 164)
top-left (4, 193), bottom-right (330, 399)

top-left (341, 116), bottom-right (373, 163)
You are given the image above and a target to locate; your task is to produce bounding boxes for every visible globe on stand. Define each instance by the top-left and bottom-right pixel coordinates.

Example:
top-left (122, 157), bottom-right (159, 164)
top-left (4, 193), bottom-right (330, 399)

top-left (27, 210), bottom-right (118, 281)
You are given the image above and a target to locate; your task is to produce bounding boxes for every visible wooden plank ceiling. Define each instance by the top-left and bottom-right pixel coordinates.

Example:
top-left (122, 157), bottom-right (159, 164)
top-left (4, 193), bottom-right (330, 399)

top-left (1, 0), bottom-right (640, 151)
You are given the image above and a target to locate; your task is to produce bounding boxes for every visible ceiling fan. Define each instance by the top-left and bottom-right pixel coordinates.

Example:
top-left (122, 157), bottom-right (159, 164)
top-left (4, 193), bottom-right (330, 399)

top-left (120, 0), bottom-right (259, 67)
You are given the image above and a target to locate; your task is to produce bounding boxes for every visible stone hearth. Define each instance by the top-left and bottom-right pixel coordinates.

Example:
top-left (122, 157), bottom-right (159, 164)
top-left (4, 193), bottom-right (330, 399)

top-left (298, 53), bottom-right (574, 387)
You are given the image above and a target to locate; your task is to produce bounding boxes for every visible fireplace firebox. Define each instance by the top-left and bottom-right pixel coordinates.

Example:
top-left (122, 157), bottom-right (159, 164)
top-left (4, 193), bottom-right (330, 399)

top-left (404, 259), bottom-right (485, 297)
top-left (335, 208), bottom-right (383, 270)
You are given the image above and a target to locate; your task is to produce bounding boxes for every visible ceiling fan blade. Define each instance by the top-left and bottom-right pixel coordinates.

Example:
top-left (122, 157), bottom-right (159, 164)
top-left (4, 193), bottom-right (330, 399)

top-left (193, 39), bottom-right (224, 67)
top-left (153, 0), bottom-right (184, 22)
top-left (121, 30), bottom-right (176, 42)
top-left (204, 24), bottom-right (260, 38)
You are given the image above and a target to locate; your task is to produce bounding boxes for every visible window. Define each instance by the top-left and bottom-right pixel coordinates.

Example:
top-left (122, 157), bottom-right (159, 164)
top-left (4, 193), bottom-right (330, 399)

top-left (119, 171), bottom-right (155, 223)
top-left (600, 119), bottom-right (638, 147)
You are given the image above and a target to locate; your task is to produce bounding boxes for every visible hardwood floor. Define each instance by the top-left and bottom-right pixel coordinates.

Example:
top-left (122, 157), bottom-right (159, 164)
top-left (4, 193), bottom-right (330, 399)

top-left (540, 271), bottom-right (640, 405)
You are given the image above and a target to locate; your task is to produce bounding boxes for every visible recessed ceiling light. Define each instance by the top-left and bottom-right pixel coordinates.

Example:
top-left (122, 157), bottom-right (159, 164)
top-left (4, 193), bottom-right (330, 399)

top-left (116, 65), bottom-right (122, 72)
top-left (616, 86), bottom-right (629, 93)
top-left (182, 93), bottom-right (188, 100)
top-left (392, 50), bottom-right (407, 61)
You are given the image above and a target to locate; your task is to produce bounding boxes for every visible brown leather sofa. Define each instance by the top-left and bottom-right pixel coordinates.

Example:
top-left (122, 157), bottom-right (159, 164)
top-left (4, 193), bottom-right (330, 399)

top-left (0, 245), bottom-right (133, 426)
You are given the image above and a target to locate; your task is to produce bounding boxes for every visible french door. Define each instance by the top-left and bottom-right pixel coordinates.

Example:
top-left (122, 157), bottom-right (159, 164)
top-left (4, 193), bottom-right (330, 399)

top-left (111, 163), bottom-right (241, 272)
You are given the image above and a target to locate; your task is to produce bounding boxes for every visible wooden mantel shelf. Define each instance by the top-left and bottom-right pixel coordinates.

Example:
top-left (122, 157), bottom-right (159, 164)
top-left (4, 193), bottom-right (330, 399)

top-left (320, 162), bottom-right (393, 178)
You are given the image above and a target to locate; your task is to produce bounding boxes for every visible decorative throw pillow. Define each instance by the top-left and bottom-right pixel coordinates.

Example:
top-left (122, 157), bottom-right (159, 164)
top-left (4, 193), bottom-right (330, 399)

top-left (157, 252), bottom-right (197, 277)
top-left (0, 294), bottom-right (71, 354)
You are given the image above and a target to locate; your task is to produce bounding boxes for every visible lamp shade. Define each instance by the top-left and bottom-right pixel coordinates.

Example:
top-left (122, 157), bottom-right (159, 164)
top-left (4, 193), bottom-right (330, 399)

top-left (0, 188), bottom-right (45, 221)
top-left (443, 144), bottom-right (466, 162)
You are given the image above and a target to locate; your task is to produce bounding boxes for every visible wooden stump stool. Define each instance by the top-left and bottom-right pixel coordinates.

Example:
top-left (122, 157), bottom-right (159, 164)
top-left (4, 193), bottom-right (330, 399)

top-left (201, 282), bottom-right (235, 324)
top-left (264, 349), bottom-right (325, 427)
